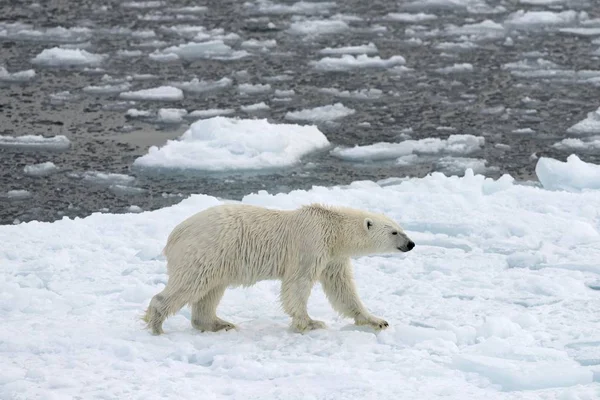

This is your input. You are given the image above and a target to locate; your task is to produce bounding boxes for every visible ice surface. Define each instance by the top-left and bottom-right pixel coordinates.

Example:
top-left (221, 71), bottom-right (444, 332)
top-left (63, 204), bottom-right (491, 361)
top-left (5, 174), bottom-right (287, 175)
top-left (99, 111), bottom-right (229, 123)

top-left (332, 135), bottom-right (485, 161)
top-left (0, 67), bottom-right (35, 82)
top-left (170, 77), bottom-right (232, 93)
top-left (288, 19), bottom-right (349, 36)
top-left (2, 167), bottom-right (600, 399)
top-left (535, 154), bottom-right (600, 191)
top-left (188, 108), bottom-right (236, 118)
top-left (553, 138), bottom-right (600, 150)
top-left (23, 162), bottom-right (58, 177)
top-left (318, 43), bottom-right (378, 55)
top-left (157, 40), bottom-right (249, 61)
top-left (241, 102), bottom-right (270, 112)
top-left (246, 0), bottom-right (336, 15)
top-left (157, 108), bottom-right (188, 124)
top-left (285, 103), bottom-right (355, 122)
top-left (385, 13), bottom-right (438, 22)
top-left (504, 10), bottom-right (587, 29)
top-left (312, 54), bottom-right (406, 71)
top-left (435, 63), bottom-right (474, 74)
top-left (31, 48), bottom-right (106, 67)
top-left (134, 117), bottom-right (329, 171)
top-left (318, 88), bottom-right (383, 99)
top-left (119, 86), bottom-right (184, 101)
top-left (567, 107), bottom-right (600, 134)
top-left (0, 135), bottom-right (70, 150)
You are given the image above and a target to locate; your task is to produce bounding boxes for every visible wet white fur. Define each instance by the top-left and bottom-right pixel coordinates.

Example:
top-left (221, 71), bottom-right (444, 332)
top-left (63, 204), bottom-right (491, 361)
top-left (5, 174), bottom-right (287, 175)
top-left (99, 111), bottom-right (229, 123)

top-left (143, 203), bottom-right (412, 334)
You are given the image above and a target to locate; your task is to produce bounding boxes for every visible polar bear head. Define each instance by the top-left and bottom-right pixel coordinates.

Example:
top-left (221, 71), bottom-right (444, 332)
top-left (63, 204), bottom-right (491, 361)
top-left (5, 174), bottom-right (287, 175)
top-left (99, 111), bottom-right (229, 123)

top-left (362, 213), bottom-right (415, 254)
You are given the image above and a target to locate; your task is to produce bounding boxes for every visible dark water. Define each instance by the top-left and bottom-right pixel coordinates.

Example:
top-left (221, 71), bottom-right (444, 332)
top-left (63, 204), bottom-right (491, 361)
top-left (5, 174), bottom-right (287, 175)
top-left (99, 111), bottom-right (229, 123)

top-left (1, 0), bottom-right (600, 224)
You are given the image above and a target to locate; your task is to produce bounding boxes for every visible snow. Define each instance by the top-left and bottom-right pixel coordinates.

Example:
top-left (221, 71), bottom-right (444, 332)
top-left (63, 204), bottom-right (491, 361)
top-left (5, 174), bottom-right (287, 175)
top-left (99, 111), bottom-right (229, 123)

top-left (0, 134), bottom-right (70, 150)
top-left (0, 67), bottom-right (36, 82)
top-left (157, 108), bottom-right (188, 124)
top-left (312, 54), bottom-right (406, 71)
top-left (119, 86), bottom-right (184, 101)
top-left (318, 43), bottom-right (378, 55)
top-left (23, 162), bottom-right (58, 177)
top-left (332, 135), bottom-right (485, 161)
top-left (318, 88), bottom-right (383, 99)
top-left (31, 48), bottom-right (106, 67)
top-left (133, 116), bottom-right (330, 171)
top-left (170, 77), bottom-right (232, 93)
top-left (385, 13), bottom-right (438, 22)
top-left (188, 109), bottom-right (236, 119)
top-left (285, 103), bottom-right (355, 122)
top-left (567, 107), bottom-right (600, 134)
top-left (535, 154), bottom-right (600, 191)
top-left (241, 102), bottom-right (270, 112)
top-left (288, 19), bottom-right (349, 36)
top-left (156, 40), bottom-right (249, 61)
top-left (2, 162), bottom-right (600, 398)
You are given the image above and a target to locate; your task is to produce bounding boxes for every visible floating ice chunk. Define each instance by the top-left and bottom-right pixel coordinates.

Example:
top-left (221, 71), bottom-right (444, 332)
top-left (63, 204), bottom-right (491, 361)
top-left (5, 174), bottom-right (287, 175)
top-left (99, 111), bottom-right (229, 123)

top-left (436, 157), bottom-right (489, 175)
top-left (165, 6), bottom-right (208, 13)
top-left (0, 23), bottom-right (92, 43)
top-left (567, 107), bottom-right (600, 134)
top-left (445, 20), bottom-right (505, 39)
top-left (285, 103), bottom-right (355, 122)
top-left (81, 171), bottom-right (136, 186)
top-left (504, 10), bottom-right (587, 29)
top-left (119, 86), bottom-right (183, 101)
top-left (127, 205), bottom-right (143, 213)
top-left (560, 27), bottom-right (600, 36)
top-left (288, 19), bottom-right (349, 36)
top-left (126, 109), bottom-right (152, 118)
top-left (31, 48), bottom-right (106, 67)
top-left (23, 162), bottom-right (58, 177)
top-left (170, 77), bottom-right (232, 93)
top-left (520, 0), bottom-right (565, 4)
top-left (274, 89), bottom-right (295, 97)
top-left (435, 63), bottom-right (474, 74)
top-left (133, 116), bottom-right (330, 171)
top-left (5, 190), bottom-right (32, 199)
top-left (536, 154), bottom-right (600, 191)
top-left (318, 88), bottom-right (383, 99)
top-left (157, 40), bottom-right (249, 61)
top-left (83, 82), bottom-right (132, 95)
top-left (318, 43), bottom-right (378, 55)
top-left (246, 1), bottom-right (336, 15)
top-left (238, 83), bottom-right (272, 95)
top-left (0, 135), bottom-right (70, 150)
top-left (241, 39), bottom-right (277, 49)
top-left (48, 91), bottom-right (78, 104)
top-left (0, 67), bottom-right (36, 82)
top-left (332, 135), bottom-right (484, 161)
top-left (312, 54), bottom-right (406, 71)
top-left (122, 1), bottom-right (164, 8)
top-left (148, 52), bottom-right (179, 62)
top-left (385, 13), bottom-right (438, 22)
top-left (116, 49), bottom-right (143, 57)
top-left (241, 102), bottom-right (270, 112)
top-left (435, 41), bottom-right (478, 51)
top-left (553, 138), bottom-right (600, 150)
top-left (157, 108), bottom-right (188, 123)
top-left (109, 185), bottom-right (146, 196)
top-left (188, 108), bottom-right (236, 118)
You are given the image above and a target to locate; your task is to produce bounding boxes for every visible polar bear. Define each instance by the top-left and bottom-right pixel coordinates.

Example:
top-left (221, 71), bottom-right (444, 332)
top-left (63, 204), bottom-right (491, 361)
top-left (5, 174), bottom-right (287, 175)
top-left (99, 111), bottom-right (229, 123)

top-left (143, 203), bottom-right (414, 335)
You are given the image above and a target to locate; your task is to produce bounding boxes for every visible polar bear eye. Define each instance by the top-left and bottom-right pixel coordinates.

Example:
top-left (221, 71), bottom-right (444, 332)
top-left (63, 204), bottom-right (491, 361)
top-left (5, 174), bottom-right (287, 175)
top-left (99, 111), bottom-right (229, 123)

top-left (391, 231), bottom-right (398, 235)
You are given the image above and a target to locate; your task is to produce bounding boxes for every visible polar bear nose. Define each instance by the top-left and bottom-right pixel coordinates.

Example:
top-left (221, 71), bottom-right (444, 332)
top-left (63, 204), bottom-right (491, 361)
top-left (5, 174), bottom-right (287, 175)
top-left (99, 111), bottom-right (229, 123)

top-left (406, 241), bottom-right (415, 251)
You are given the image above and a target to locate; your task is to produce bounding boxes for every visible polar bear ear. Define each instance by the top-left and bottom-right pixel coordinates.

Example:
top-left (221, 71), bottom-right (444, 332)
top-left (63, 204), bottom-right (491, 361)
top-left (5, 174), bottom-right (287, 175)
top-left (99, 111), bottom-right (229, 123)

top-left (364, 218), bottom-right (373, 231)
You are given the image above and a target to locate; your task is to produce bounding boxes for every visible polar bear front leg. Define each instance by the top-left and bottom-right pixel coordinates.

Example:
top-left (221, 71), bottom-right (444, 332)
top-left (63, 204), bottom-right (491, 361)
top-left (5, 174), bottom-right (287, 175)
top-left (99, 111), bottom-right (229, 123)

top-left (281, 277), bottom-right (326, 332)
top-left (321, 260), bottom-right (389, 330)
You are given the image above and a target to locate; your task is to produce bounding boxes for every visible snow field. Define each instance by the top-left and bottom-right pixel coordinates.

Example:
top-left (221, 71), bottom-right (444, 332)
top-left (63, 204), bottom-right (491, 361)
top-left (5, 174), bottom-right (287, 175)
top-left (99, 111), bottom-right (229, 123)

top-left (2, 164), bottom-right (600, 399)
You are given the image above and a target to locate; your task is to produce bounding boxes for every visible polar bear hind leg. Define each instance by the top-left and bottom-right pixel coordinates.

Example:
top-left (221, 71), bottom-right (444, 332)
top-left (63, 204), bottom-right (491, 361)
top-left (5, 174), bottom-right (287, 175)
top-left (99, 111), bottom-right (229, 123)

top-left (191, 285), bottom-right (235, 332)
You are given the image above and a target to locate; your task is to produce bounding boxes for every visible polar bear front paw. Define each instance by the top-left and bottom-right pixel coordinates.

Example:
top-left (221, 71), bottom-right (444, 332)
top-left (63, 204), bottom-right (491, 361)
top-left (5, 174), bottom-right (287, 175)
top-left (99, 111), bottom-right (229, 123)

top-left (355, 314), bottom-right (389, 330)
top-left (292, 318), bottom-right (327, 332)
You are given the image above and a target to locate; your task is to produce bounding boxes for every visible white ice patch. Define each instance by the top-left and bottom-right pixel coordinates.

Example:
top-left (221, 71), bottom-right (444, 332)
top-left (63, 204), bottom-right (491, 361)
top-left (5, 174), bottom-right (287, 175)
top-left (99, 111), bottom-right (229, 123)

top-left (560, 27), bottom-right (600, 36)
top-left (567, 107), bottom-right (600, 135)
top-left (318, 43), bottom-right (378, 55)
top-left (188, 109), bottom-right (236, 119)
top-left (311, 54), bottom-right (406, 71)
top-left (0, 23), bottom-right (92, 43)
top-left (240, 102), bottom-right (270, 112)
top-left (435, 63), bottom-right (474, 74)
top-left (170, 77), bottom-right (232, 93)
top-left (126, 109), bottom-right (153, 118)
top-left (385, 13), bottom-right (438, 22)
top-left (535, 154), bottom-right (600, 191)
top-left (116, 49), bottom-right (143, 57)
top-left (156, 40), bottom-right (249, 61)
top-left (436, 157), bottom-right (492, 176)
top-left (133, 116), bottom-right (330, 171)
top-left (83, 82), bottom-right (132, 95)
top-left (0, 135), bottom-right (70, 150)
top-left (119, 86), bottom-right (184, 101)
top-left (31, 48), bottom-right (106, 67)
top-left (318, 88), bottom-right (383, 99)
top-left (122, 1), bottom-right (164, 8)
top-left (246, 0), bottom-right (336, 15)
top-left (553, 138), bottom-right (600, 150)
top-left (445, 20), bottom-right (505, 40)
top-left (288, 19), bottom-right (349, 36)
top-left (238, 83), bottom-right (272, 95)
top-left (285, 103), bottom-right (355, 122)
top-left (5, 190), bottom-right (32, 200)
top-left (504, 10), bottom-right (588, 29)
top-left (0, 67), bottom-right (36, 82)
top-left (241, 39), bottom-right (277, 49)
top-left (23, 162), bottom-right (58, 177)
top-left (80, 171), bottom-right (136, 186)
top-left (331, 134), bottom-right (485, 162)
top-left (157, 108), bottom-right (188, 124)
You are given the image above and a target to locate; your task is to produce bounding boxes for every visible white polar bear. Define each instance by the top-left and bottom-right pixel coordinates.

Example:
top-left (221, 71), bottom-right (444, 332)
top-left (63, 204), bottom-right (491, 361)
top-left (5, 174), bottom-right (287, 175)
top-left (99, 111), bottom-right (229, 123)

top-left (143, 203), bottom-right (415, 335)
